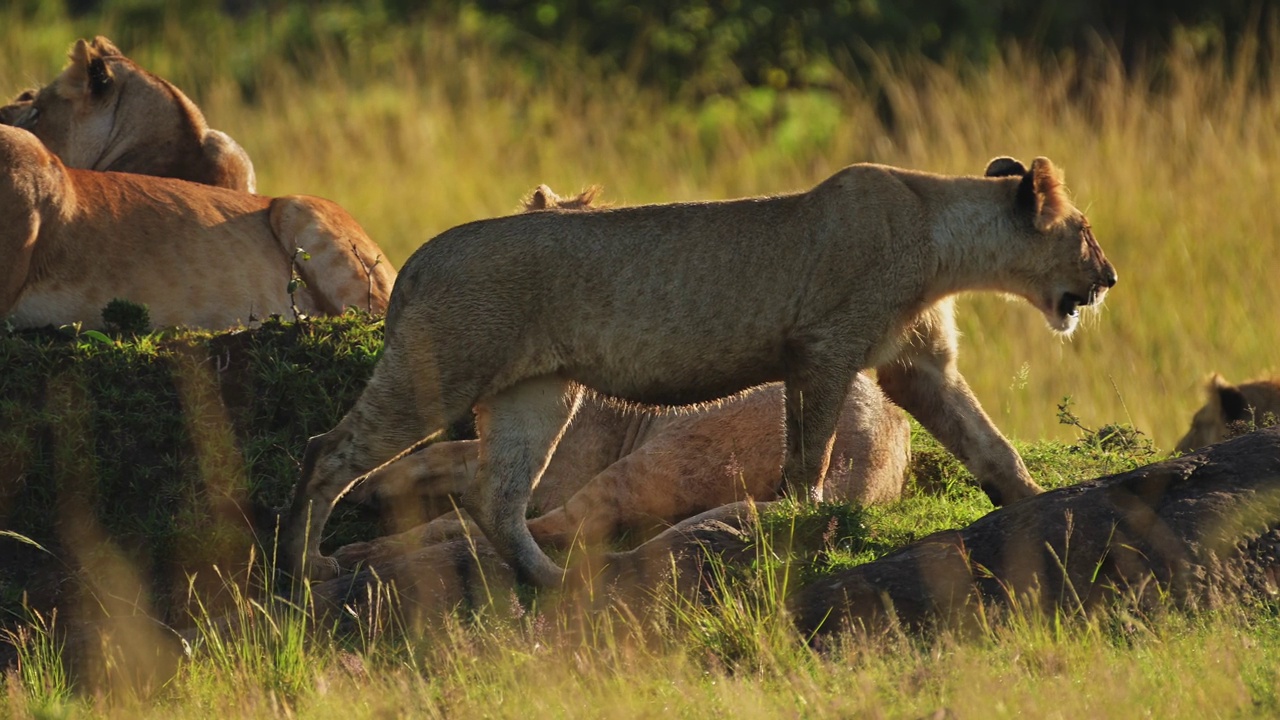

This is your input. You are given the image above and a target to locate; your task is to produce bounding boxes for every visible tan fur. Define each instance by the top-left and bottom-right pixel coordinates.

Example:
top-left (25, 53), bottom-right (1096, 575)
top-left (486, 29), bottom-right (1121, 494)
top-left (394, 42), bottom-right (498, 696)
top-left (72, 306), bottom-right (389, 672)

top-left (0, 37), bottom-right (255, 192)
top-left (1175, 373), bottom-right (1280, 452)
top-left (347, 186), bottom-right (909, 549)
top-left (0, 125), bottom-right (394, 329)
top-left (521, 184), bottom-right (606, 212)
top-left (282, 156), bottom-right (1118, 586)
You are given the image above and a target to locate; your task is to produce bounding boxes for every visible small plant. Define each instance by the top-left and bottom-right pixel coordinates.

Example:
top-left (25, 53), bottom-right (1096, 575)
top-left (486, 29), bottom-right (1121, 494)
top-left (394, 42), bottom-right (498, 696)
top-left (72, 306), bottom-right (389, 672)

top-left (288, 246), bottom-right (311, 323)
top-left (101, 298), bottom-right (152, 337)
top-left (1057, 396), bottom-right (1157, 460)
top-left (349, 241), bottom-right (384, 313)
top-left (1224, 409), bottom-right (1280, 441)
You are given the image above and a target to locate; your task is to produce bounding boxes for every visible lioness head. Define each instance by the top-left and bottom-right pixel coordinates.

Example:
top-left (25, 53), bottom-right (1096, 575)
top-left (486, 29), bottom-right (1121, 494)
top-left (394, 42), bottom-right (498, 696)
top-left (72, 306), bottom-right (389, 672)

top-left (1175, 374), bottom-right (1280, 453)
top-left (985, 156), bottom-right (1118, 335)
top-left (521, 184), bottom-right (605, 212)
top-left (0, 36), bottom-right (254, 191)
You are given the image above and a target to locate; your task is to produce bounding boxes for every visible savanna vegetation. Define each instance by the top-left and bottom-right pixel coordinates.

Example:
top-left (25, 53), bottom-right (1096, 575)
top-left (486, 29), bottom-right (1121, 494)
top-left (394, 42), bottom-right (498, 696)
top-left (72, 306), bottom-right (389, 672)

top-left (2, 1), bottom-right (1280, 716)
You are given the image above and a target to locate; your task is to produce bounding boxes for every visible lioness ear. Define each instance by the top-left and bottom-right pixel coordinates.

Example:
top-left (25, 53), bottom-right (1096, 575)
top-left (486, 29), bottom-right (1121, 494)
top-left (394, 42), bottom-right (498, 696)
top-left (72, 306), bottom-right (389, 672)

top-left (1020, 156), bottom-right (1070, 233)
top-left (524, 184), bottom-right (558, 211)
top-left (984, 157), bottom-right (1026, 178)
top-left (1207, 373), bottom-right (1249, 421)
top-left (573, 185), bottom-right (604, 208)
top-left (90, 36), bottom-right (123, 58)
top-left (87, 57), bottom-right (114, 95)
top-left (66, 38), bottom-right (114, 97)
top-left (68, 38), bottom-right (93, 75)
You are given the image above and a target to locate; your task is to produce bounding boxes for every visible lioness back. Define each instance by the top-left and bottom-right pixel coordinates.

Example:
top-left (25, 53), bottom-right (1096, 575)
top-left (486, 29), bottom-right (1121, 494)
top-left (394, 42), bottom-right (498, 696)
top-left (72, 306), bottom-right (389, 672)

top-left (394, 178), bottom-right (916, 406)
top-left (7, 169), bottom-right (285, 329)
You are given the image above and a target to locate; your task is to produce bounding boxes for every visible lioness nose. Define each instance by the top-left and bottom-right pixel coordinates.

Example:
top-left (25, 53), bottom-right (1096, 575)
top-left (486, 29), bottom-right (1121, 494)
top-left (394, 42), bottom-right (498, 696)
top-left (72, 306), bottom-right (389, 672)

top-left (1101, 263), bottom-right (1118, 288)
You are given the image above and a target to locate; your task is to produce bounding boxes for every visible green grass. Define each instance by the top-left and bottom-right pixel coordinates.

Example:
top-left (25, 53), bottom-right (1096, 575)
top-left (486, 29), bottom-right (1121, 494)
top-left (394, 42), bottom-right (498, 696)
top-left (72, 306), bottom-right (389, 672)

top-left (5, 512), bottom-right (1280, 718)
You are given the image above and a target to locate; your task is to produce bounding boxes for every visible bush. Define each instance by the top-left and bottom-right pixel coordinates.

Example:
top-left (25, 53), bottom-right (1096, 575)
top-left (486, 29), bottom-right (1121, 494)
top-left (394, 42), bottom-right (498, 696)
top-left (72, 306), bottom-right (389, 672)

top-left (0, 314), bottom-right (387, 624)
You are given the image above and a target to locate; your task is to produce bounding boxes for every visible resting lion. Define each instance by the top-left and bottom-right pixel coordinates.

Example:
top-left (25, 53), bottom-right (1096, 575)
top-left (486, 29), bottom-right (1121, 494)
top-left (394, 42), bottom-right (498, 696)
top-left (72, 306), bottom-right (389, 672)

top-left (1175, 373), bottom-right (1280, 452)
top-left (0, 125), bottom-right (394, 329)
top-left (283, 156), bottom-right (1118, 586)
top-left (349, 375), bottom-right (909, 552)
top-left (344, 186), bottom-right (910, 554)
top-left (0, 36), bottom-right (255, 192)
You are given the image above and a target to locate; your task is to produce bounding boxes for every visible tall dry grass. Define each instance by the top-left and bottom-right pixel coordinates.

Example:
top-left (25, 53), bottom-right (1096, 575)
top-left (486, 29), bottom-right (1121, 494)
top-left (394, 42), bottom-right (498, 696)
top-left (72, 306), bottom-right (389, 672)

top-left (2, 12), bottom-right (1278, 450)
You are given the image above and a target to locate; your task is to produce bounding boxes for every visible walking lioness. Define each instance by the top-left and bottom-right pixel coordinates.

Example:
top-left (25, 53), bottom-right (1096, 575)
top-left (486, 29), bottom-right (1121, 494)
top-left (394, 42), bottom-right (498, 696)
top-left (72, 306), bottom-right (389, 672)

top-left (0, 125), bottom-right (393, 329)
top-left (283, 156), bottom-right (1117, 586)
top-left (346, 186), bottom-right (910, 550)
top-left (1, 36), bottom-right (255, 192)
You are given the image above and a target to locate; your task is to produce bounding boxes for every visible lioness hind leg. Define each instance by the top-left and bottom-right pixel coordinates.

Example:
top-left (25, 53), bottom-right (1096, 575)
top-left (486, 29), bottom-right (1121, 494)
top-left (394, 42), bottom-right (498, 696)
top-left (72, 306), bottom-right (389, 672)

top-left (467, 376), bottom-right (583, 588)
top-left (268, 196), bottom-right (397, 315)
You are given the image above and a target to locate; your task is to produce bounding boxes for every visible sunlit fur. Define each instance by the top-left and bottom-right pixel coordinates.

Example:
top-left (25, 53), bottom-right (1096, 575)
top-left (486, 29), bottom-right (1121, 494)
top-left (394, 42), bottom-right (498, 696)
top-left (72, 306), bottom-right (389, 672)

top-left (0, 36), bottom-right (255, 192)
top-left (281, 156), bottom-right (1118, 587)
top-left (0, 125), bottom-right (394, 329)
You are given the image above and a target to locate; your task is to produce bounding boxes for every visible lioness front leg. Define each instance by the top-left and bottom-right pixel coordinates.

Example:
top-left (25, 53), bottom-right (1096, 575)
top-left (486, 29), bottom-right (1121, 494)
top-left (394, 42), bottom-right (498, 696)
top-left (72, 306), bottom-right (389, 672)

top-left (281, 347), bottom-right (456, 580)
top-left (781, 362), bottom-right (859, 502)
top-left (877, 346), bottom-right (1041, 506)
top-left (465, 376), bottom-right (583, 587)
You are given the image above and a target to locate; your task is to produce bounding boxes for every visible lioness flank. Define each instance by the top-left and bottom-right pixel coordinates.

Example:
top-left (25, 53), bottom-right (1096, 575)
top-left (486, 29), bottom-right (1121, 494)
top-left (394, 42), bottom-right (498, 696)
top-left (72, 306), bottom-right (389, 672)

top-left (0, 125), bottom-right (394, 329)
top-left (0, 36), bottom-right (256, 192)
top-left (283, 156), bottom-right (1117, 587)
top-left (1176, 373), bottom-right (1280, 452)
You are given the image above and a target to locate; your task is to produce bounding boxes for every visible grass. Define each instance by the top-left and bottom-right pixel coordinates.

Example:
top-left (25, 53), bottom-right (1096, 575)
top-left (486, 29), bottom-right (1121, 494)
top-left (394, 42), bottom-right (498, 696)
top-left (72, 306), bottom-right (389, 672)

top-left (3, 6), bottom-right (1280, 717)
top-left (5, 505), bottom-right (1280, 718)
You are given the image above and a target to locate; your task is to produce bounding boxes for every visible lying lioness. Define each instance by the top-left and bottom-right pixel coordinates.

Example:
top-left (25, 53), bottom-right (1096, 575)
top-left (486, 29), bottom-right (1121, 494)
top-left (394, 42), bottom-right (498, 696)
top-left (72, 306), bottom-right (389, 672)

top-left (1, 36), bottom-right (255, 192)
top-left (353, 375), bottom-right (910, 553)
top-left (284, 156), bottom-right (1118, 586)
top-left (347, 186), bottom-right (910, 550)
top-left (0, 125), bottom-right (394, 329)
top-left (1176, 373), bottom-right (1280, 452)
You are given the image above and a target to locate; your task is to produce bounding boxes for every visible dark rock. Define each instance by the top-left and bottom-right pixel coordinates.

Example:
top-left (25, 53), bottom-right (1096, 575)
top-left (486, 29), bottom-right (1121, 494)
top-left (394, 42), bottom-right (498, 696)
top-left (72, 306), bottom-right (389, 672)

top-left (790, 428), bottom-right (1280, 637)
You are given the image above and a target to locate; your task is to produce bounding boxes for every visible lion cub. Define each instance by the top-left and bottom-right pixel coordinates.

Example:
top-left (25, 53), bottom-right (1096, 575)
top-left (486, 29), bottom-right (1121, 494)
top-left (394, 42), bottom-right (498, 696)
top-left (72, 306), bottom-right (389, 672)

top-left (283, 156), bottom-right (1117, 587)
top-left (1176, 373), bottom-right (1280, 452)
top-left (1, 36), bottom-right (255, 192)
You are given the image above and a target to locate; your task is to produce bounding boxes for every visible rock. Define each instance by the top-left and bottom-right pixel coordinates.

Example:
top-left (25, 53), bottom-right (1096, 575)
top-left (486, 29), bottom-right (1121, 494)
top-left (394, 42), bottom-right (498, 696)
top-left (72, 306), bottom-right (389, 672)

top-left (790, 428), bottom-right (1280, 637)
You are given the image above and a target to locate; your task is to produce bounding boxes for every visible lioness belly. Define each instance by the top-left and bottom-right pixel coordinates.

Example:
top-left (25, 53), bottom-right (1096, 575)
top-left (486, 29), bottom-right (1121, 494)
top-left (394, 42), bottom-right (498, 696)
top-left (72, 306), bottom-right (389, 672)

top-left (562, 331), bottom-right (784, 407)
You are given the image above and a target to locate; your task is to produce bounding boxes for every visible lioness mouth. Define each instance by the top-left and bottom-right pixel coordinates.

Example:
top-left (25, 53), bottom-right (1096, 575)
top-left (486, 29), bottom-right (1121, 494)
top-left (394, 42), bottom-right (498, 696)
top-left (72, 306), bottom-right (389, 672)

top-left (1057, 291), bottom-right (1088, 318)
top-left (10, 108), bottom-right (38, 130)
